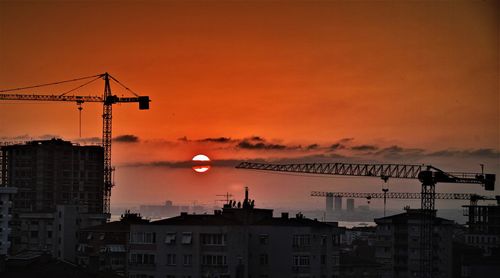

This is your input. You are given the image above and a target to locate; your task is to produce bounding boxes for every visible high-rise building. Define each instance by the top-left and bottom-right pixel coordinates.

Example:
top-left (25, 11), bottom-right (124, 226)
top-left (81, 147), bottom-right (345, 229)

top-left (326, 195), bottom-right (334, 214)
top-left (347, 198), bottom-right (355, 212)
top-left (374, 209), bottom-right (454, 278)
top-left (0, 139), bottom-right (107, 262)
top-left (0, 139), bottom-right (104, 213)
top-left (334, 196), bottom-right (342, 211)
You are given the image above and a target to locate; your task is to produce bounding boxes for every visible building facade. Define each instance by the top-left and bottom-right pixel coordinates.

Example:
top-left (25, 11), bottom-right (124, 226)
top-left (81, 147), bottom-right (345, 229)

top-left (374, 209), bottom-right (454, 278)
top-left (0, 139), bottom-right (104, 213)
top-left (127, 199), bottom-right (342, 278)
top-left (463, 204), bottom-right (500, 256)
top-left (77, 212), bottom-right (149, 276)
top-left (0, 139), bottom-right (107, 261)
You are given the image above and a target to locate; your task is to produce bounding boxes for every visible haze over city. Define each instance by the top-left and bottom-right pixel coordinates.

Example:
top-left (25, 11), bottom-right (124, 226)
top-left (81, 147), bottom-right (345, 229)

top-left (1, 0), bottom-right (498, 210)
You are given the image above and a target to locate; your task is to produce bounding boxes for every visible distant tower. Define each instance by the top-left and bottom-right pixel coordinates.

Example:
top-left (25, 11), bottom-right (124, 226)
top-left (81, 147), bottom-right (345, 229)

top-left (334, 196), bottom-right (342, 211)
top-left (347, 198), bottom-right (355, 212)
top-left (326, 195), bottom-right (333, 214)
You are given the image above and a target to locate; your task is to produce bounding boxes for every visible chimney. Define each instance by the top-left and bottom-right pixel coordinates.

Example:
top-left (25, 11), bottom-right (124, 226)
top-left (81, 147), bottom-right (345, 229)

top-left (180, 212), bottom-right (188, 217)
top-left (281, 212), bottom-right (289, 219)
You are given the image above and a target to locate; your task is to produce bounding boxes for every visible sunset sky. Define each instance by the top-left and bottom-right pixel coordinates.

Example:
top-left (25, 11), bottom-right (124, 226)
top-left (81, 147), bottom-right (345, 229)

top-left (0, 0), bottom-right (498, 210)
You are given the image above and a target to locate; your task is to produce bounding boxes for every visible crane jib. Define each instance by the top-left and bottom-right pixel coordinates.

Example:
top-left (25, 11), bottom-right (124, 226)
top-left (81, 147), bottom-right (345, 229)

top-left (235, 161), bottom-right (495, 190)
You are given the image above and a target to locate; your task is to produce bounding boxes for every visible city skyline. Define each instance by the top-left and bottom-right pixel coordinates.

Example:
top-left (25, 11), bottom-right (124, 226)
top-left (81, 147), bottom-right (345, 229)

top-left (1, 0), bottom-right (498, 208)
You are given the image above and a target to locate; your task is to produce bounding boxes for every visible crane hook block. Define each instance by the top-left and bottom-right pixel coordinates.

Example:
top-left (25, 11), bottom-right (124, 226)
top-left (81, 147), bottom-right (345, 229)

top-left (139, 96), bottom-right (150, 110)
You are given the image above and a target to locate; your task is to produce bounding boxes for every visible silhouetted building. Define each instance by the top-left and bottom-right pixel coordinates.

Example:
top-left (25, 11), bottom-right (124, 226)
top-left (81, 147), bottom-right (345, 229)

top-left (463, 204), bottom-right (500, 256)
top-left (0, 139), bottom-right (104, 213)
top-left (139, 201), bottom-right (180, 219)
top-left (0, 187), bottom-right (17, 272)
top-left (127, 189), bottom-right (342, 278)
top-left (326, 195), bottom-right (334, 215)
top-left (374, 209), bottom-right (454, 278)
top-left (0, 139), bottom-right (107, 262)
top-left (334, 196), bottom-right (342, 211)
top-left (77, 211), bottom-right (149, 276)
top-left (347, 198), bottom-right (355, 212)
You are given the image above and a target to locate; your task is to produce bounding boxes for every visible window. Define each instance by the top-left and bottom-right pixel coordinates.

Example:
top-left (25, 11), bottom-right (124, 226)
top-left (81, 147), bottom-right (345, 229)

top-left (259, 234), bottom-right (269, 245)
top-left (292, 235), bottom-right (311, 247)
top-left (47, 231), bottom-right (53, 238)
top-left (130, 253), bottom-right (155, 265)
top-left (165, 232), bottom-right (176, 244)
top-left (166, 254), bottom-right (176, 266)
top-left (183, 254), bottom-right (192, 266)
top-left (321, 254), bottom-right (326, 265)
top-left (320, 235), bottom-right (327, 246)
top-left (259, 254), bottom-right (268, 265)
top-left (201, 233), bottom-right (226, 245)
top-left (293, 255), bottom-right (310, 266)
top-left (201, 254), bottom-right (227, 266)
top-left (30, 231), bottom-right (38, 238)
top-left (130, 232), bottom-right (156, 244)
top-left (181, 232), bottom-right (192, 244)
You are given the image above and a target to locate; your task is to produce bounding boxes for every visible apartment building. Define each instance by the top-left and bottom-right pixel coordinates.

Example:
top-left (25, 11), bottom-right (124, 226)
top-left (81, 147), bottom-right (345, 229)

top-left (374, 209), bottom-right (454, 278)
top-left (127, 192), bottom-right (341, 278)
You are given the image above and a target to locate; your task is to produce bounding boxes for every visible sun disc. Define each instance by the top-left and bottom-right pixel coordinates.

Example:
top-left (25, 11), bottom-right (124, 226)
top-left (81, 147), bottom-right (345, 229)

top-left (192, 154), bottom-right (210, 161)
top-left (192, 166), bottom-right (210, 173)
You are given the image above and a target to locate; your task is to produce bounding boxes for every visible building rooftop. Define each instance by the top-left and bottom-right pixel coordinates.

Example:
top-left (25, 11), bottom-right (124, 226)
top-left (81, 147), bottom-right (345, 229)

top-left (3, 252), bottom-right (121, 278)
top-left (81, 212), bottom-right (149, 232)
top-left (374, 209), bottom-right (454, 224)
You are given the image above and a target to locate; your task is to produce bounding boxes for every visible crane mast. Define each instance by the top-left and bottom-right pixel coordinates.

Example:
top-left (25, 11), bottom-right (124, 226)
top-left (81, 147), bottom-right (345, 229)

top-left (0, 72), bottom-right (150, 216)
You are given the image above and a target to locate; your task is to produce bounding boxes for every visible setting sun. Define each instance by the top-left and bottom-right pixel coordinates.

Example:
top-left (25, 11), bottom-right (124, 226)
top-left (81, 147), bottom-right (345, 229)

top-left (192, 154), bottom-right (211, 173)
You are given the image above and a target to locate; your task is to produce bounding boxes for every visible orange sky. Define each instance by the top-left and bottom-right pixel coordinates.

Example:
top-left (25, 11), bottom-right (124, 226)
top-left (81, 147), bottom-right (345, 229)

top-left (0, 1), bottom-right (498, 209)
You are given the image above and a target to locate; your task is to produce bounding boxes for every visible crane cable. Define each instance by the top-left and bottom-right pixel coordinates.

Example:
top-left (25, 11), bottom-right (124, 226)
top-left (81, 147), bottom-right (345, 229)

top-left (59, 75), bottom-right (102, 97)
top-left (108, 74), bottom-right (140, 97)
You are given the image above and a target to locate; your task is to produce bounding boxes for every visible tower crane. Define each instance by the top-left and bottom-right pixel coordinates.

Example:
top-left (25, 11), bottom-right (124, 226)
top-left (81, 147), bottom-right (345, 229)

top-left (236, 161), bottom-right (496, 278)
top-left (311, 191), bottom-right (500, 213)
top-left (0, 73), bottom-right (150, 216)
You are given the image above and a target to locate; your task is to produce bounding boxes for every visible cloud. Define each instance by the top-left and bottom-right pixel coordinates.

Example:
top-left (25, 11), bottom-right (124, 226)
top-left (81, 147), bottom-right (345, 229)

top-left (120, 154), bottom-right (349, 169)
top-left (74, 136), bottom-right (101, 144)
top-left (237, 140), bottom-right (288, 150)
top-left (351, 145), bottom-right (378, 151)
top-left (427, 148), bottom-right (500, 159)
top-left (329, 143), bottom-right (345, 150)
top-left (197, 137), bottom-right (234, 143)
top-left (113, 134), bottom-right (139, 143)
top-left (248, 136), bottom-right (265, 142)
top-left (306, 144), bottom-right (319, 150)
top-left (121, 158), bottom-right (262, 169)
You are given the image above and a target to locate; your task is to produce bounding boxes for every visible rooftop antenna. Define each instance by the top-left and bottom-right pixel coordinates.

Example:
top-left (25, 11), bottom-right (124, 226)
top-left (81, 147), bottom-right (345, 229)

top-left (216, 192), bottom-right (233, 205)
